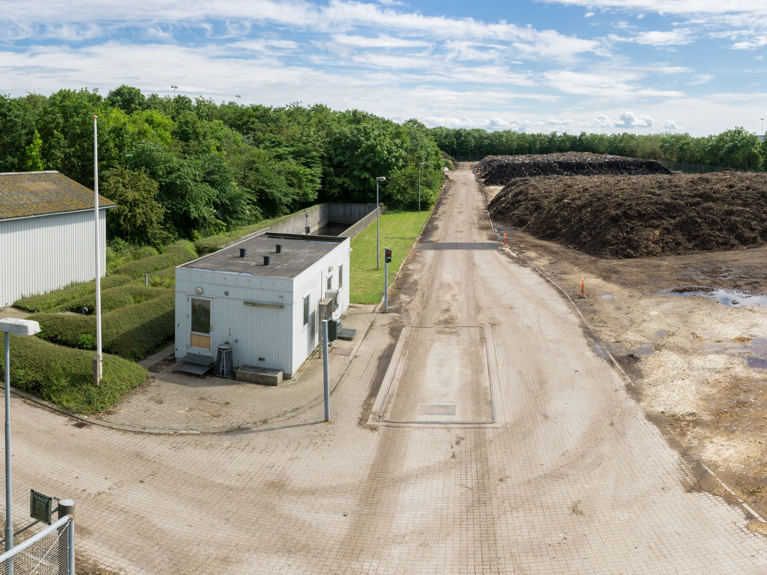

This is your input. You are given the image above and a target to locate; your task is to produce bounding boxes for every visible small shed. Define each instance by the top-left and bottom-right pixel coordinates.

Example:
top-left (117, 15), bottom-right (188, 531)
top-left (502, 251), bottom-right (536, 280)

top-left (0, 171), bottom-right (115, 307)
top-left (175, 232), bottom-right (351, 379)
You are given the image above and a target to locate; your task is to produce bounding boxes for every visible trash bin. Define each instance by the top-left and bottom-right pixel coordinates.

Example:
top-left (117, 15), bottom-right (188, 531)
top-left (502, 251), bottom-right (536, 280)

top-left (215, 342), bottom-right (233, 378)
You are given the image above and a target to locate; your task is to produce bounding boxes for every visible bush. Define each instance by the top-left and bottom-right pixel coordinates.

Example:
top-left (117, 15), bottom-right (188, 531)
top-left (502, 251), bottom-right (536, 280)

top-left (193, 209), bottom-right (312, 255)
top-left (112, 240), bottom-right (196, 278)
top-left (14, 275), bottom-right (132, 312)
top-left (0, 336), bottom-right (147, 413)
top-left (128, 266), bottom-right (176, 289)
top-left (58, 285), bottom-right (168, 314)
top-left (30, 292), bottom-right (176, 360)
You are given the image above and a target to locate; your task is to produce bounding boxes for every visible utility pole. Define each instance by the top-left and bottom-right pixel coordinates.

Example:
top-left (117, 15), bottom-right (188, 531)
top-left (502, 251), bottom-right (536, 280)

top-left (93, 116), bottom-right (102, 385)
top-left (418, 162), bottom-right (424, 213)
top-left (375, 177), bottom-right (386, 269)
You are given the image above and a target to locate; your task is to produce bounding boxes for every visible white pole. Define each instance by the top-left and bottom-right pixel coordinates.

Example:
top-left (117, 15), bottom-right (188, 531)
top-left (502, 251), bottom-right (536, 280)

top-left (4, 332), bottom-right (13, 575)
top-left (376, 180), bottom-right (380, 270)
top-left (93, 116), bottom-right (102, 385)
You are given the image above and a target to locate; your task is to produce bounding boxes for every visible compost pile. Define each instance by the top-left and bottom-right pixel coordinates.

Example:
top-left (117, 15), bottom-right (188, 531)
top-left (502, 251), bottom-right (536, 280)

top-left (489, 172), bottom-right (767, 259)
top-left (478, 152), bottom-right (671, 186)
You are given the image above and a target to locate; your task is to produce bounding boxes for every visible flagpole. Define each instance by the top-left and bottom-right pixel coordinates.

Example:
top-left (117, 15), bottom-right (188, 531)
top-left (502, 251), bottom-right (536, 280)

top-left (93, 115), bottom-right (102, 385)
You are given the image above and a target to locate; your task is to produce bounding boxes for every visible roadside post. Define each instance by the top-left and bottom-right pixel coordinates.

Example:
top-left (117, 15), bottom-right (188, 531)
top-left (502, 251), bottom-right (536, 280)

top-left (375, 177), bottom-right (386, 269)
top-left (322, 320), bottom-right (330, 422)
top-left (57, 499), bottom-right (75, 575)
top-left (1, 318), bottom-right (41, 575)
top-left (384, 248), bottom-right (392, 312)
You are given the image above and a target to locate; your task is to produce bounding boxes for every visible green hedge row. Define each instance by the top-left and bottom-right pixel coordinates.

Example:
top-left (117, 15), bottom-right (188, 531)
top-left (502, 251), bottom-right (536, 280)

top-left (112, 240), bottom-right (197, 278)
top-left (57, 285), bottom-right (169, 314)
top-left (14, 275), bottom-right (132, 312)
top-left (194, 211), bottom-right (305, 255)
top-left (30, 292), bottom-right (176, 360)
top-left (0, 336), bottom-right (147, 413)
top-left (127, 266), bottom-right (176, 289)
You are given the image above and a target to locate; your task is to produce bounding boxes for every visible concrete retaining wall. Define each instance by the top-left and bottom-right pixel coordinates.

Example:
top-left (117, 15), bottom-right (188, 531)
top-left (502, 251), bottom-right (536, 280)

top-left (339, 206), bottom-right (381, 239)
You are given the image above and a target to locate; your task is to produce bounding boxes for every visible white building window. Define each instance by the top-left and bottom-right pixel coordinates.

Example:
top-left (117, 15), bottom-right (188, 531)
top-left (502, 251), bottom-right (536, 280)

top-left (339, 264), bottom-right (343, 288)
top-left (303, 294), bottom-right (310, 327)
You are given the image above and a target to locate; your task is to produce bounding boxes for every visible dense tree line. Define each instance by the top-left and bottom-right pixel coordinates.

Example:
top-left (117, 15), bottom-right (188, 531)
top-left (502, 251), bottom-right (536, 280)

top-left (430, 127), bottom-right (765, 172)
top-left (0, 86), bottom-right (444, 245)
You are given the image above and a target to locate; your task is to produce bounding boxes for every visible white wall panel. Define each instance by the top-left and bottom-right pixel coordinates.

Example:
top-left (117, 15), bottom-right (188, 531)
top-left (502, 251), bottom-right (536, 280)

top-left (0, 210), bottom-right (107, 307)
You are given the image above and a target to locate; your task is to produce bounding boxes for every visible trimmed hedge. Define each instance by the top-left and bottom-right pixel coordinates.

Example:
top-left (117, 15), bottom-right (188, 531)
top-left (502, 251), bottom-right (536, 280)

top-left (112, 240), bottom-right (197, 279)
top-left (30, 292), bottom-right (176, 360)
top-left (0, 336), bottom-right (147, 413)
top-left (127, 266), bottom-right (176, 289)
top-left (194, 211), bottom-right (302, 255)
top-left (14, 275), bottom-right (132, 312)
top-left (57, 285), bottom-right (168, 314)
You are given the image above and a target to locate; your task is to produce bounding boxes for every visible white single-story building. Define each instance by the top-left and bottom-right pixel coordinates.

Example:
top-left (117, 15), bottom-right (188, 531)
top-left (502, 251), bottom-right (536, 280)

top-left (0, 171), bottom-right (115, 307)
top-left (175, 232), bottom-right (351, 379)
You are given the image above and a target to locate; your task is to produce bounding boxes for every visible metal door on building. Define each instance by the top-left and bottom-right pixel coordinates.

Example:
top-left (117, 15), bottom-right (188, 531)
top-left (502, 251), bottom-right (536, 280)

top-left (189, 296), bottom-right (213, 354)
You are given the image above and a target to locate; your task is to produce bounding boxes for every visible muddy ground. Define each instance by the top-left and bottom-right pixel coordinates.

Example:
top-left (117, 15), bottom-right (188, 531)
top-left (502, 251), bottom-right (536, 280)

top-left (484, 182), bottom-right (767, 519)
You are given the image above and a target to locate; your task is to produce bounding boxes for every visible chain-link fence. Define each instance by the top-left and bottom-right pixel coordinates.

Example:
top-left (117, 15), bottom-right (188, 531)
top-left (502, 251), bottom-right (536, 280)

top-left (0, 516), bottom-right (73, 575)
top-left (0, 475), bottom-right (74, 575)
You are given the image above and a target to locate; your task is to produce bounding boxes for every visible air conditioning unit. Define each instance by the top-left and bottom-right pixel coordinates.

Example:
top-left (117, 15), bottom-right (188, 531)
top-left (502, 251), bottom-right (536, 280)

top-left (325, 290), bottom-right (339, 311)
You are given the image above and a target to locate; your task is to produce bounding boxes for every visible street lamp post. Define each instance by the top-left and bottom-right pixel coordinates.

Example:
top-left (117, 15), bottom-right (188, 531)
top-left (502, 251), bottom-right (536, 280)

top-left (376, 177), bottom-right (386, 269)
top-left (418, 162), bottom-right (424, 213)
top-left (1, 318), bottom-right (41, 574)
top-left (762, 118), bottom-right (764, 137)
top-left (171, 85), bottom-right (178, 97)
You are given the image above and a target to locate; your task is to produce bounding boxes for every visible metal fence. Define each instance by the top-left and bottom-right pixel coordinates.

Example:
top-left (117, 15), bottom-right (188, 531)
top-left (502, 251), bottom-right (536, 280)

top-left (0, 516), bottom-right (74, 575)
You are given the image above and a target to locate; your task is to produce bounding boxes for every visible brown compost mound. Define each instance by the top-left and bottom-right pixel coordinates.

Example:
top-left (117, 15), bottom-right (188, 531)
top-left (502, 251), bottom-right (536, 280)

top-left (488, 172), bottom-right (767, 259)
top-left (478, 152), bottom-right (671, 186)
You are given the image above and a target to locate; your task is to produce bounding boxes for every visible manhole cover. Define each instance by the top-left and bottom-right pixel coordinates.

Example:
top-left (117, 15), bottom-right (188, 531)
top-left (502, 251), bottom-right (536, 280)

top-left (418, 405), bottom-right (456, 416)
top-left (196, 399), bottom-right (222, 414)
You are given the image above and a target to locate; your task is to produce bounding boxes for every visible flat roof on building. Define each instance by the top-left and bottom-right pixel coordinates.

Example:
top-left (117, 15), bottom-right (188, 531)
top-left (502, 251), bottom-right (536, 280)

top-left (180, 233), bottom-right (348, 279)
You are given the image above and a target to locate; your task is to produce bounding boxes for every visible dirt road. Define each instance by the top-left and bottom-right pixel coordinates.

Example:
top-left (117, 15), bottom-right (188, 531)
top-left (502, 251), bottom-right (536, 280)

top-left (4, 164), bottom-right (767, 574)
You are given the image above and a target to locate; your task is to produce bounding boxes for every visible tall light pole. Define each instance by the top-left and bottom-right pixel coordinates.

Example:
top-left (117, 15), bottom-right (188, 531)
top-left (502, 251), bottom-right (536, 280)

top-left (171, 85), bottom-right (178, 97)
top-left (236, 95), bottom-right (241, 105)
top-left (418, 162), bottom-right (424, 213)
top-left (376, 177), bottom-right (386, 269)
top-left (762, 118), bottom-right (764, 137)
top-left (93, 116), bottom-right (103, 385)
top-left (1, 318), bottom-right (41, 574)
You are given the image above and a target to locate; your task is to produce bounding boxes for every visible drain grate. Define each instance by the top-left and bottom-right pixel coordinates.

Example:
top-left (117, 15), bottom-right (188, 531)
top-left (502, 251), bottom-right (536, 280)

top-left (418, 404), bottom-right (456, 416)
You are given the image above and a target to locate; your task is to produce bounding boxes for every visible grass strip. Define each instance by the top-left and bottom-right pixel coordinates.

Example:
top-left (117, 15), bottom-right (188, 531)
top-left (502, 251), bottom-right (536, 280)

top-left (349, 210), bottom-right (431, 305)
top-left (0, 336), bottom-right (147, 414)
top-left (30, 292), bottom-right (176, 360)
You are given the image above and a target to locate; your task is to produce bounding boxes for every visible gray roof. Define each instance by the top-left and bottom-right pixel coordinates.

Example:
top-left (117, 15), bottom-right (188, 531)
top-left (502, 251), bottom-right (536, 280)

top-left (181, 233), bottom-right (348, 279)
top-left (0, 171), bottom-right (116, 220)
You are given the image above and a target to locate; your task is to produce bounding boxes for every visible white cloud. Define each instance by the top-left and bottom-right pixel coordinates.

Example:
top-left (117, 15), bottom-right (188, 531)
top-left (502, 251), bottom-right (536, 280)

top-left (585, 12), bottom-right (595, 17)
top-left (615, 111), bottom-right (654, 128)
top-left (663, 120), bottom-right (680, 130)
top-left (633, 29), bottom-right (693, 45)
top-left (543, 69), bottom-right (684, 99)
top-left (687, 73), bottom-right (713, 84)
top-left (329, 34), bottom-right (431, 49)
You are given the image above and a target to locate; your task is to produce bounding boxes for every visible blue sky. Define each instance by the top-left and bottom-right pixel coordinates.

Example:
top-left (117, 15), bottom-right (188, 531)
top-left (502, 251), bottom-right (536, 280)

top-left (1, 0), bottom-right (766, 136)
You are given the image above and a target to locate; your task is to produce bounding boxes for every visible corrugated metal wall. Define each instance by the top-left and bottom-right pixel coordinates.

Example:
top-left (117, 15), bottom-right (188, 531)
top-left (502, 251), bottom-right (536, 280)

top-left (0, 210), bottom-right (107, 307)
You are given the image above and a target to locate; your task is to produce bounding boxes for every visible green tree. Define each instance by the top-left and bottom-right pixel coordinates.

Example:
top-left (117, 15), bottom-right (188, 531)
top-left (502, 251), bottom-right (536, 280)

top-left (101, 167), bottom-right (166, 245)
top-left (23, 130), bottom-right (45, 171)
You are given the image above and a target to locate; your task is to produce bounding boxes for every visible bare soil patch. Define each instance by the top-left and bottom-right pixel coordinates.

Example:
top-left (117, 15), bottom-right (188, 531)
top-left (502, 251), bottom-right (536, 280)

top-left (489, 172), bottom-right (767, 259)
top-left (478, 152), bottom-right (670, 186)
top-left (486, 182), bottom-right (767, 519)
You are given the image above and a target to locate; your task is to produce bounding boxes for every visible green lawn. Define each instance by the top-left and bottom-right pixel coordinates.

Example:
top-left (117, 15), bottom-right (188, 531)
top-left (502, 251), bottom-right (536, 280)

top-left (350, 210), bottom-right (431, 305)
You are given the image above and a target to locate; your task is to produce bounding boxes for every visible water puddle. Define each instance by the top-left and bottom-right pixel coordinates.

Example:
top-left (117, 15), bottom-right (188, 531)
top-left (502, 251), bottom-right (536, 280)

top-left (746, 357), bottom-right (767, 369)
top-left (601, 294), bottom-right (614, 300)
top-left (667, 287), bottom-right (767, 307)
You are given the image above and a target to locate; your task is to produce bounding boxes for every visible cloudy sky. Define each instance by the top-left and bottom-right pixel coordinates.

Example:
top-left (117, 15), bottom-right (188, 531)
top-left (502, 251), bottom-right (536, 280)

top-left (1, 0), bottom-right (765, 136)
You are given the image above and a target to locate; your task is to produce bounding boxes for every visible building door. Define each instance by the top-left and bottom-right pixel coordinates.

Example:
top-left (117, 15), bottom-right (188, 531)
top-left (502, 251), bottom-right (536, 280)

top-left (190, 297), bottom-right (213, 355)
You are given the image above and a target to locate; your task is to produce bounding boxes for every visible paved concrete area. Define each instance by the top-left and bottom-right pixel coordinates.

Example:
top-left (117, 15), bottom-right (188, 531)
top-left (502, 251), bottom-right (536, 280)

top-left (4, 165), bottom-right (767, 574)
top-left (93, 306), bottom-right (376, 432)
